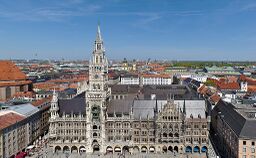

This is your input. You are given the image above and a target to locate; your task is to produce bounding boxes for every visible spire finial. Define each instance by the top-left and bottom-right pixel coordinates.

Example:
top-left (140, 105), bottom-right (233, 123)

top-left (52, 88), bottom-right (58, 102)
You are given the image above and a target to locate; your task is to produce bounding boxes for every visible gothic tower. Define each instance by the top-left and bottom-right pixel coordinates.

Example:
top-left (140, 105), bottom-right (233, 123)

top-left (85, 24), bottom-right (110, 153)
top-left (49, 89), bottom-right (59, 139)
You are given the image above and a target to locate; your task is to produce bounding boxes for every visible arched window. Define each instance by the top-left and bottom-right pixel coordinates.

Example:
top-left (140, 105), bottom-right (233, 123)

top-left (174, 133), bottom-right (179, 137)
top-left (93, 125), bottom-right (97, 129)
top-left (97, 44), bottom-right (101, 50)
top-left (100, 56), bottom-right (103, 63)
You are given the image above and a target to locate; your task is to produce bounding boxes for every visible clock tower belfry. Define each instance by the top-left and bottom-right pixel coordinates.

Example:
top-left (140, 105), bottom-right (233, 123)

top-left (86, 24), bottom-right (110, 153)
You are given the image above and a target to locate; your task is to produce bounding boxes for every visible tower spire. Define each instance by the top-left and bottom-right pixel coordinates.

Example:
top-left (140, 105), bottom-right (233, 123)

top-left (96, 22), bottom-right (102, 42)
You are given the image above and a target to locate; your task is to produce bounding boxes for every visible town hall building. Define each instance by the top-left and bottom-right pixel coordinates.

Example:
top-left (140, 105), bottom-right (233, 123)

top-left (48, 25), bottom-right (209, 155)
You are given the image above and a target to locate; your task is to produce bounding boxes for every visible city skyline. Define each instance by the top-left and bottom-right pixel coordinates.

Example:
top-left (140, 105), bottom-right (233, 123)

top-left (1, 0), bottom-right (256, 61)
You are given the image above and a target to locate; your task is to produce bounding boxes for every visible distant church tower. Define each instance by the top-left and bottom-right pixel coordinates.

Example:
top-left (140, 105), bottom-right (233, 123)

top-left (85, 24), bottom-right (110, 153)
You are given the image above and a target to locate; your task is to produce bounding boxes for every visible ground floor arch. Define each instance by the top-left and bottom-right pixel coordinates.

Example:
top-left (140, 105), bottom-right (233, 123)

top-left (71, 146), bottom-right (78, 153)
top-left (194, 146), bottom-right (200, 153)
top-left (114, 146), bottom-right (121, 153)
top-left (93, 145), bottom-right (100, 153)
top-left (63, 146), bottom-right (70, 153)
top-left (186, 146), bottom-right (192, 153)
top-left (141, 146), bottom-right (148, 153)
top-left (79, 146), bottom-right (86, 153)
top-left (122, 146), bottom-right (129, 153)
top-left (149, 146), bottom-right (155, 153)
top-left (133, 146), bottom-right (140, 153)
top-left (55, 146), bottom-right (61, 153)
top-left (106, 146), bottom-right (113, 153)
top-left (162, 146), bottom-right (167, 153)
top-left (201, 146), bottom-right (207, 152)
top-left (168, 146), bottom-right (173, 152)
top-left (174, 146), bottom-right (178, 152)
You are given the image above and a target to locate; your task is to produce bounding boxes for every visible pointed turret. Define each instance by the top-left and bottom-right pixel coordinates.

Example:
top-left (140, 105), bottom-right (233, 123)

top-left (52, 88), bottom-right (58, 102)
top-left (50, 89), bottom-right (59, 118)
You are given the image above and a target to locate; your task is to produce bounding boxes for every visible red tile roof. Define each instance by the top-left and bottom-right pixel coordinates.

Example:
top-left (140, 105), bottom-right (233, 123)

top-left (197, 85), bottom-right (214, 95)
top-left (0, 112), bottom-right (25, 130)
top-left (209, 93), bottom-right (221, 103)
top-left (217, 82), bottom-right (240, 90)
top-left (198, 85), bottom-right (207, 94)
top-left (0, 60), bottom-right (27, 81)
top-left (247, 85), bottom-right (256, 92)
top-left (31, 97), bottom-right (52, 107)
top-left (239, 75), bottom-right (256, 85)
top-left (13, 91), bottom-right (34, 98)
top-left (226, 76), bottom-right (238, 83)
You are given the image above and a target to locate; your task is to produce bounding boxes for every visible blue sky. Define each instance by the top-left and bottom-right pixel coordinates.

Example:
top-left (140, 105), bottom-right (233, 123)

top-left (0, 0), bottom-right (256, 61)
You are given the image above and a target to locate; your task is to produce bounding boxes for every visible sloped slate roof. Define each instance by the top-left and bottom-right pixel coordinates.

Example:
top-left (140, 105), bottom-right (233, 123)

top-left (106, 99), bottom-right (206, 120)
top-left (133, 100), bottom-right (157, 119)
top-left (240, 120), bottom-right (256, 138)
top-left (175, 100), bottom-right (206, 119)
top-left (213, 100), bottom-right (256, 138)
top-left (107, 100), bottom-right (133, 114)
top-left (58, 93), bottom-right (86, 115)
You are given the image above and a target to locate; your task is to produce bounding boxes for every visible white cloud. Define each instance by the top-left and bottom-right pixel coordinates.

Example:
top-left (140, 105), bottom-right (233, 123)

top-left (0, 3), bottom-right (102, 21)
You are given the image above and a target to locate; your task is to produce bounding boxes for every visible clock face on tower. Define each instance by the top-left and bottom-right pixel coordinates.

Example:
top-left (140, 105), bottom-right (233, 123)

top-left (94, 74), bottom-right (99, 79)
